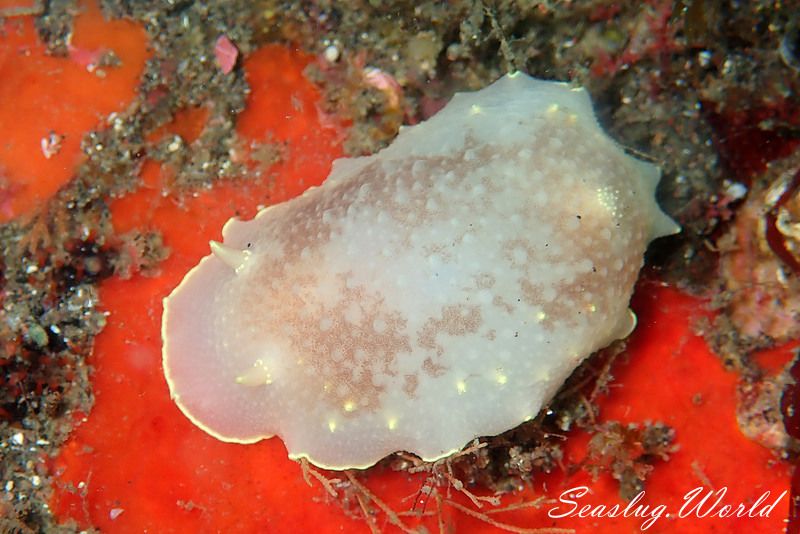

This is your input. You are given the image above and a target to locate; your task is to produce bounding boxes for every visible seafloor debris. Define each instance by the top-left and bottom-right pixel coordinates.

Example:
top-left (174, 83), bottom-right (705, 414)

top-left (585, 421), bottom-right (677, 501)
top-left (716, 159), bottom-right (800, 350)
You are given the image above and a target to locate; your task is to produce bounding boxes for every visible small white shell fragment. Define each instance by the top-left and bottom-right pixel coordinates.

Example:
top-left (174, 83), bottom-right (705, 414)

top-left (162, 72), bottom-right (679, 470)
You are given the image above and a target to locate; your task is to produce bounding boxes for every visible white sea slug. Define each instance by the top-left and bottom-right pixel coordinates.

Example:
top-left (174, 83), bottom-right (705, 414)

top-left (162, 72), bottom-right (679, 470)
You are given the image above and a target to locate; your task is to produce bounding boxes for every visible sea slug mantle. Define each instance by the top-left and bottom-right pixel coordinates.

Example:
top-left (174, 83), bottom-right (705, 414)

top-left (161, 72), bottom-right (679, 470)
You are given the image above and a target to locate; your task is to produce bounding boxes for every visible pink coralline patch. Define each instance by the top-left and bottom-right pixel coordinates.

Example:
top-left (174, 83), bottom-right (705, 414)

top-left (214, 35), bottom-right (238, 74)
top-left (589, 0), bottom-right (680, 78)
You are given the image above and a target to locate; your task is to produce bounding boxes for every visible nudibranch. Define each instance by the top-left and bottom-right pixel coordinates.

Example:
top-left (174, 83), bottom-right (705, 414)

top-left (162, 72), bottom-right (679, 470)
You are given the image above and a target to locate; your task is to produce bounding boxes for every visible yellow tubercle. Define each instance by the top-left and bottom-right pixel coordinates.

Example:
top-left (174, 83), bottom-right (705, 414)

top-left (235, 359), bottom-right (273, 387)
